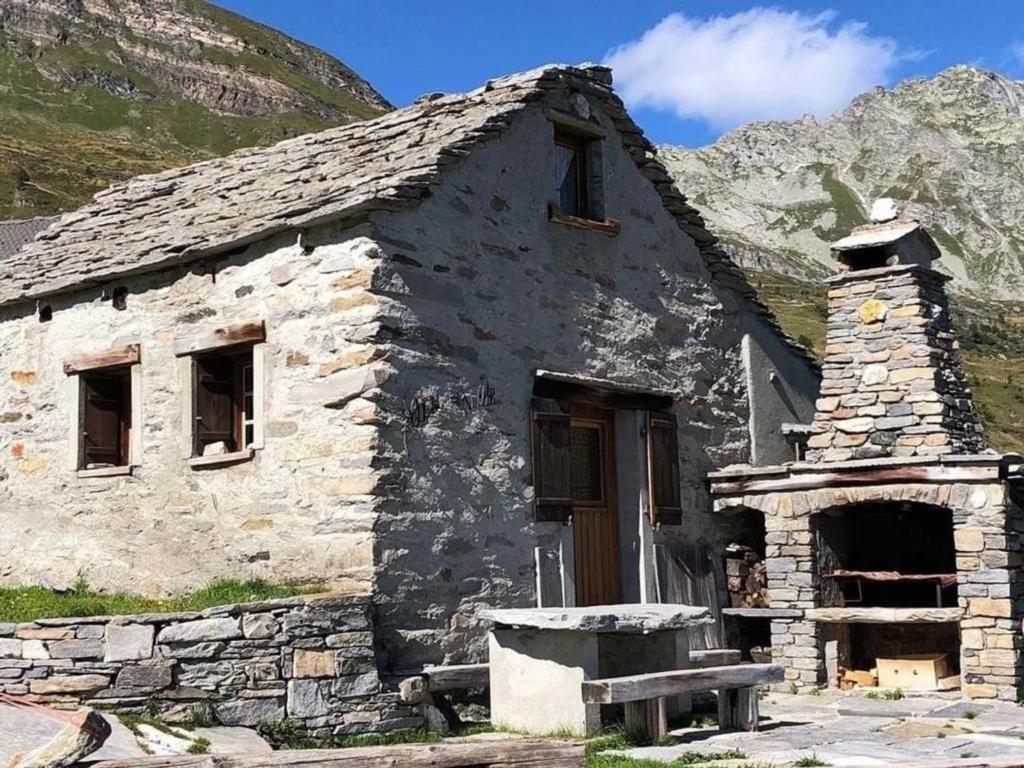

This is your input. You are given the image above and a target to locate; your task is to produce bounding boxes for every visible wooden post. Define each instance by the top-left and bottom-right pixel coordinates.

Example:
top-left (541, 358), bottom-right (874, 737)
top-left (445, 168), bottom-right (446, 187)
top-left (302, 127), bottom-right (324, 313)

top-left (624, 697), bottom-right (667, 742)
top-left (717, 687), bottom-right (760, 732)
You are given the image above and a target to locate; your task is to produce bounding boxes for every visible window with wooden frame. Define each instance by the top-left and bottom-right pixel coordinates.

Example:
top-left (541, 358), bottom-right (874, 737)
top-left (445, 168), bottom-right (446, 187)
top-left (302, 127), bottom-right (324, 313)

top-left (63, 343), bottom-right (141, 476)
top-left (174, 321), bottom-right (265, 467)
top-left (554, 129), bottom-right (590, 219)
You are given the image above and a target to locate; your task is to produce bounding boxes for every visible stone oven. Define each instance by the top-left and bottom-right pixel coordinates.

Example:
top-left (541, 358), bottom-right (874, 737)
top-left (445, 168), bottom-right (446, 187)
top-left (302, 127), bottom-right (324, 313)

top-left (709, 202), bottom-right (1024, 701)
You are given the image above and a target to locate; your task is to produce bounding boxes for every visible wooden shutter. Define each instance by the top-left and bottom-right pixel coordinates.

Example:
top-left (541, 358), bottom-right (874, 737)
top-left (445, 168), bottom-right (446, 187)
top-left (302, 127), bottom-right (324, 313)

top-left (646, 410), bottom-right (682, 525)
top-left (81, 374), bottom-right (127, 467)
top-left (194, 355), bottom-right (236, 455)
top-left (531, 397), bottom-right (572, 522)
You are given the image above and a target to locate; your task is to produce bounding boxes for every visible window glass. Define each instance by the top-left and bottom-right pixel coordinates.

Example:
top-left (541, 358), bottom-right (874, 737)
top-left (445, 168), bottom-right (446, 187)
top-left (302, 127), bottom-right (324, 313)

top-left (555, 141), bottom-right (582, 216)
top-left (570, 425), bottom-right (603, 502)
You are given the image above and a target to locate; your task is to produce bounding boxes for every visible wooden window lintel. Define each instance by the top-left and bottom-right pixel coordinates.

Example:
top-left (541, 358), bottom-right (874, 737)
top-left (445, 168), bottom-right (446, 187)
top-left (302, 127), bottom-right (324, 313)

top-left (548, 205), bottom-right (621, 237)
top-left (63, 344), bottom-right (140, 375)
top-left (173, 321), bottom-right (266, 357)
top-left (546, 110), bottom-right (608, 139)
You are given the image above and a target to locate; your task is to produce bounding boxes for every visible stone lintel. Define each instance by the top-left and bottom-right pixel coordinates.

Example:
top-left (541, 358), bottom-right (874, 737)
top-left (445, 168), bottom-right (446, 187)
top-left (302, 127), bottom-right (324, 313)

top-left (481, 604), bottom-right (712, 633)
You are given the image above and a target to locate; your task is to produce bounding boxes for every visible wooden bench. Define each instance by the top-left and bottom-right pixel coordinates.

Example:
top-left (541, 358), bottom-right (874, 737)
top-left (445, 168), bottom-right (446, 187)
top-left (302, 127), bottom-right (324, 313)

top-left (581, 663), bottom-right (784, 740)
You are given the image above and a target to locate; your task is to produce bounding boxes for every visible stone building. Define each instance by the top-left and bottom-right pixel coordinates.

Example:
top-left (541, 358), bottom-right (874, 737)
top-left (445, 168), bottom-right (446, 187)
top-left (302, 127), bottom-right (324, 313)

top-left (711, 207), bottom-right (1024, 701)
top-left (0, 64), bottom-right (818, 691)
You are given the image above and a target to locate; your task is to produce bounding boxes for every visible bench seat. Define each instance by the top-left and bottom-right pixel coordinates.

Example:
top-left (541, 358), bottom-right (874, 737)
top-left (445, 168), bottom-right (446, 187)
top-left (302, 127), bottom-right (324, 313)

top-left (581, 662), bottom-right (783, 740)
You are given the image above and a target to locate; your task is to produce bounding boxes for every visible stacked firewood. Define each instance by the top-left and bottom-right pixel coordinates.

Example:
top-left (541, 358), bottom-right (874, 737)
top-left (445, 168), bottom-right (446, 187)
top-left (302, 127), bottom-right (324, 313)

top-left (725, 544), bottom-right (770, 608)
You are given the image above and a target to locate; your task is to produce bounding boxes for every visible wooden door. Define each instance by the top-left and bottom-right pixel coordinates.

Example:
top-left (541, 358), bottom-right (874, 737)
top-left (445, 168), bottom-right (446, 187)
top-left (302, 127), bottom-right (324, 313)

top-left (570, 404), bottom-right (622, 606)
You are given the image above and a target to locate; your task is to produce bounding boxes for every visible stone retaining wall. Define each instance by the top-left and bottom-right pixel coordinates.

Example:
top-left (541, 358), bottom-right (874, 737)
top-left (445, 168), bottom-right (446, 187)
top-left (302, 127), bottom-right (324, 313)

top-left (0, 594), bottom-right (419, 737)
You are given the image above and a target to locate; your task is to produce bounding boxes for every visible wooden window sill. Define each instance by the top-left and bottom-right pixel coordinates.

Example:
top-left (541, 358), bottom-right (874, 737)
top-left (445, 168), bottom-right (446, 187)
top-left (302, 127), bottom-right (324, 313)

top-left (548, 207), bottom-right (621, 237)
top-left (187, 449), bottom-right (255, 469)
top-left (78, 465), bottom-right (133, 479)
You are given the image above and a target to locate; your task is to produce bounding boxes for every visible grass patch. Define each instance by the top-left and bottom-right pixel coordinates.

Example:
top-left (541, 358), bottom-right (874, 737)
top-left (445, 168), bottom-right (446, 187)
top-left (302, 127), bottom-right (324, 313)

top-left (793, 756), bottom-right (830, 767)
top-left (0, 578), bottom-right (322, 623)
top-left (257, 718), bottom-right (493, 751)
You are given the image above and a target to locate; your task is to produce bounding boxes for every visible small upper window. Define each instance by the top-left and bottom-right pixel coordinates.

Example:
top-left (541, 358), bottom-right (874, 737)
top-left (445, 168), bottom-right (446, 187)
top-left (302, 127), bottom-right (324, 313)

top-left (555, 129), bottom-right (589, 219)
top-left (193, 347), bottom-right (255, 458)
top-left (80, 368), bottom-right (131, 470)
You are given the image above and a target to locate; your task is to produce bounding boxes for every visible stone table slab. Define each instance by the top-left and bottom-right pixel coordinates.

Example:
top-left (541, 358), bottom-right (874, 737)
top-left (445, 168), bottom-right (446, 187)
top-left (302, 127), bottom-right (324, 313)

top-left (480, 603), bottom-right (712, 633)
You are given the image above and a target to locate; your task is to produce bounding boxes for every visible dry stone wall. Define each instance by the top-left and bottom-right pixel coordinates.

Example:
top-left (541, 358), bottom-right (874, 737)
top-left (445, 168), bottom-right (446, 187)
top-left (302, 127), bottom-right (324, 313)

top-left (0, 595), bottom-right (418, 736)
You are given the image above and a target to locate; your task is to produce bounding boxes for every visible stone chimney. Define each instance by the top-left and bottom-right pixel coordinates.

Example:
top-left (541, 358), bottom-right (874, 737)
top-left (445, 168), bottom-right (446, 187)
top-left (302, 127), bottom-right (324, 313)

top-left (805, 201), bottom-right (986, 462)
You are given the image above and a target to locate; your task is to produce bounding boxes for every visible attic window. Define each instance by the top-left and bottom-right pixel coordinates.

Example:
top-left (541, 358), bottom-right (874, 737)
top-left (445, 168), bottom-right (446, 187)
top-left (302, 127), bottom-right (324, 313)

top-left (555, 129), bottom-right (589, 218)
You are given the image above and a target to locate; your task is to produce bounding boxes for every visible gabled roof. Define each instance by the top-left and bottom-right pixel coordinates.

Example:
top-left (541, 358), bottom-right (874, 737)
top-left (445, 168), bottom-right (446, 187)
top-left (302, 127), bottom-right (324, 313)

top-left (0, 64), bottom-right (815, 366)
top-left (0, 217), bottom-right (57, 262)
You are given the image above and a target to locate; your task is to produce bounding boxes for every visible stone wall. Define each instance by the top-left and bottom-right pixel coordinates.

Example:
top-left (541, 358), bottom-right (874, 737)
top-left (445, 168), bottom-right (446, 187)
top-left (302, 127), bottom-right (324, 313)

top-left (0, 595), bottom-right (417, 737)
top-left (365, 95), bottom-right (815, 670)
top-left (0, 222), bottom-right (385, 595)
top-left (807, 265), bottom-right (984, 462)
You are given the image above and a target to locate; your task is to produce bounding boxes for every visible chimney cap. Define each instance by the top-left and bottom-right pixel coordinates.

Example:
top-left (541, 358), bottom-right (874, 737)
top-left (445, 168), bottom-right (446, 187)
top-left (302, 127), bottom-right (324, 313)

top-left (870, 198), bottom-right (900, 223)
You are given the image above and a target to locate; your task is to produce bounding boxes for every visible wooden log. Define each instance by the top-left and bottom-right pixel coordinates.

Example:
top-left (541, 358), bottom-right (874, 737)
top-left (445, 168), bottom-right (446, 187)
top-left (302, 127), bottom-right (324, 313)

top-left (63, 344), bottom-right (140, 374)
top-left (90, 739), bottom-right (584, 768)
top-left (717, 687), bottom-right (759, 732)
top-left (172, 321), bottom-right (266, 356)
top-left (807, 607), bottom-right (962, 624)
top-left (422, 663), bottom-right (490, 691)
top-left (689, 649), bottom-right (741, 668)
top-left (582, 664), bottom-right (783, 705)
top-left (624, 698), bottom-right (667, 743)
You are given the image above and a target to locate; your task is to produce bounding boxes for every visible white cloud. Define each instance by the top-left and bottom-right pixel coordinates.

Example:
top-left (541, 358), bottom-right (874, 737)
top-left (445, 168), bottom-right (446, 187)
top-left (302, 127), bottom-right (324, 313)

top-left (1011, 42), bottom-right (1024, 68)
top-left (604, 8), bottom-right (902, 129)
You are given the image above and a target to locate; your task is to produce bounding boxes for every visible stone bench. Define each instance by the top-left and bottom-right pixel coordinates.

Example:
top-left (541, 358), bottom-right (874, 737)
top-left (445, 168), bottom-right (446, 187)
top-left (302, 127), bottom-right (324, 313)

top-left (580, 663), bottom-right (784, 740)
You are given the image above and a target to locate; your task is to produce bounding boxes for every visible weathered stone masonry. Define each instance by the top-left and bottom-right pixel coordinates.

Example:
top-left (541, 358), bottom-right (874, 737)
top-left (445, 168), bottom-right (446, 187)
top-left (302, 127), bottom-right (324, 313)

top-left (0, 595), bottom-right (419, 736)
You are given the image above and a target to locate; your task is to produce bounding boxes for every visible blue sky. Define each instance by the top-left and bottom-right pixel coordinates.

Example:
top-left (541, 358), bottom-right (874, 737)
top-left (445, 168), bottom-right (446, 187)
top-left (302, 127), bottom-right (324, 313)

top-left (217, 1), bottom-right (1024, 147)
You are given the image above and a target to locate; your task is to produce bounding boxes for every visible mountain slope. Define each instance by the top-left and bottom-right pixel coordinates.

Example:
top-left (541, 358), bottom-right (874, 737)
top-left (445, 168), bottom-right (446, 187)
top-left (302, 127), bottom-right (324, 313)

top-left (661, 66), bottom-right (1024, 452)
top-left (661, 66), bottom-right (1024, 296)
top-left (0, 0), bottom-right (391, 219)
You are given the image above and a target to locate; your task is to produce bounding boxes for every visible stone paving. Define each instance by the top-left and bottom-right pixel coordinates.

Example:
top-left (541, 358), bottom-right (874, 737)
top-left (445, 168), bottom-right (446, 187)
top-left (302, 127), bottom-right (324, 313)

top-left (622, 691), bottom-right (1024, 766)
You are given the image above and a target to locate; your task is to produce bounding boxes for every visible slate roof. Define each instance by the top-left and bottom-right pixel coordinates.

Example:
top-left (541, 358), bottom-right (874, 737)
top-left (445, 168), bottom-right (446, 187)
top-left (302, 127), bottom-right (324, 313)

top-left (0, 217), bottom-right (57, 261)
top-left (0, 64), bottom-right (815, 366)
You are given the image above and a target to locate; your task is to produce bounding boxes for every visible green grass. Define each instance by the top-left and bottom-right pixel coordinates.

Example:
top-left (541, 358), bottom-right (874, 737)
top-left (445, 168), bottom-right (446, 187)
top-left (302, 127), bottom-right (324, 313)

top-left (793, 756), bottom-right (830, 767)
top-left (257, 719), bottom-right (495, 751)
top-left (0, 578), bottom-right (322, 623)
top-left (0, 7), bottom-right (389, 221)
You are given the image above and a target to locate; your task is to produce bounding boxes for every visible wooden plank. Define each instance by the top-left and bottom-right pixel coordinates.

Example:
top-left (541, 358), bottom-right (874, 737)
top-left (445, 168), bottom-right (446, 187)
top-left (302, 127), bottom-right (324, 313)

top-left (173, 321), bottom-right (266, 357)
top-left (63, 344), bottom-right (140, 374)
top-left (581, 663), bottom-right (783, 704)
top-left (807, 607), bottom-right (962, 624)
top-left (689, 649), bottom-right (742, 668)
top-left (422, 663), bottom-right (489, 691)
top-left (547, 206), bottom-right (621, 237)
top-left (91, 739), bottom-right (584, 768)
top-left (710, 465), bottom-right (998, 496)
top-left (545, 109), bottom-right (609, 138)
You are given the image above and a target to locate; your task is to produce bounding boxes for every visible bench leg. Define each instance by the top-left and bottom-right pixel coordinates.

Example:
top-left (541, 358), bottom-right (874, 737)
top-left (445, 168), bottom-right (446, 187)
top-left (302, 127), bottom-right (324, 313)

top-left (624, 698), bottom-right (667, 742)
top-left (717, 687), bottom-right (760, 732)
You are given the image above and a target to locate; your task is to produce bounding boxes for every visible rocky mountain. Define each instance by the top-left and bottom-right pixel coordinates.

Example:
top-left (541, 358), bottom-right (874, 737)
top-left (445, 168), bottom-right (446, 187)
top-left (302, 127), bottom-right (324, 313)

top-left (661, 66), bottom-right (1024, 452)
top-left (0, 0), bottom-right (391, 219)
top-left (661, 66), bottom-right (1024, 298)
